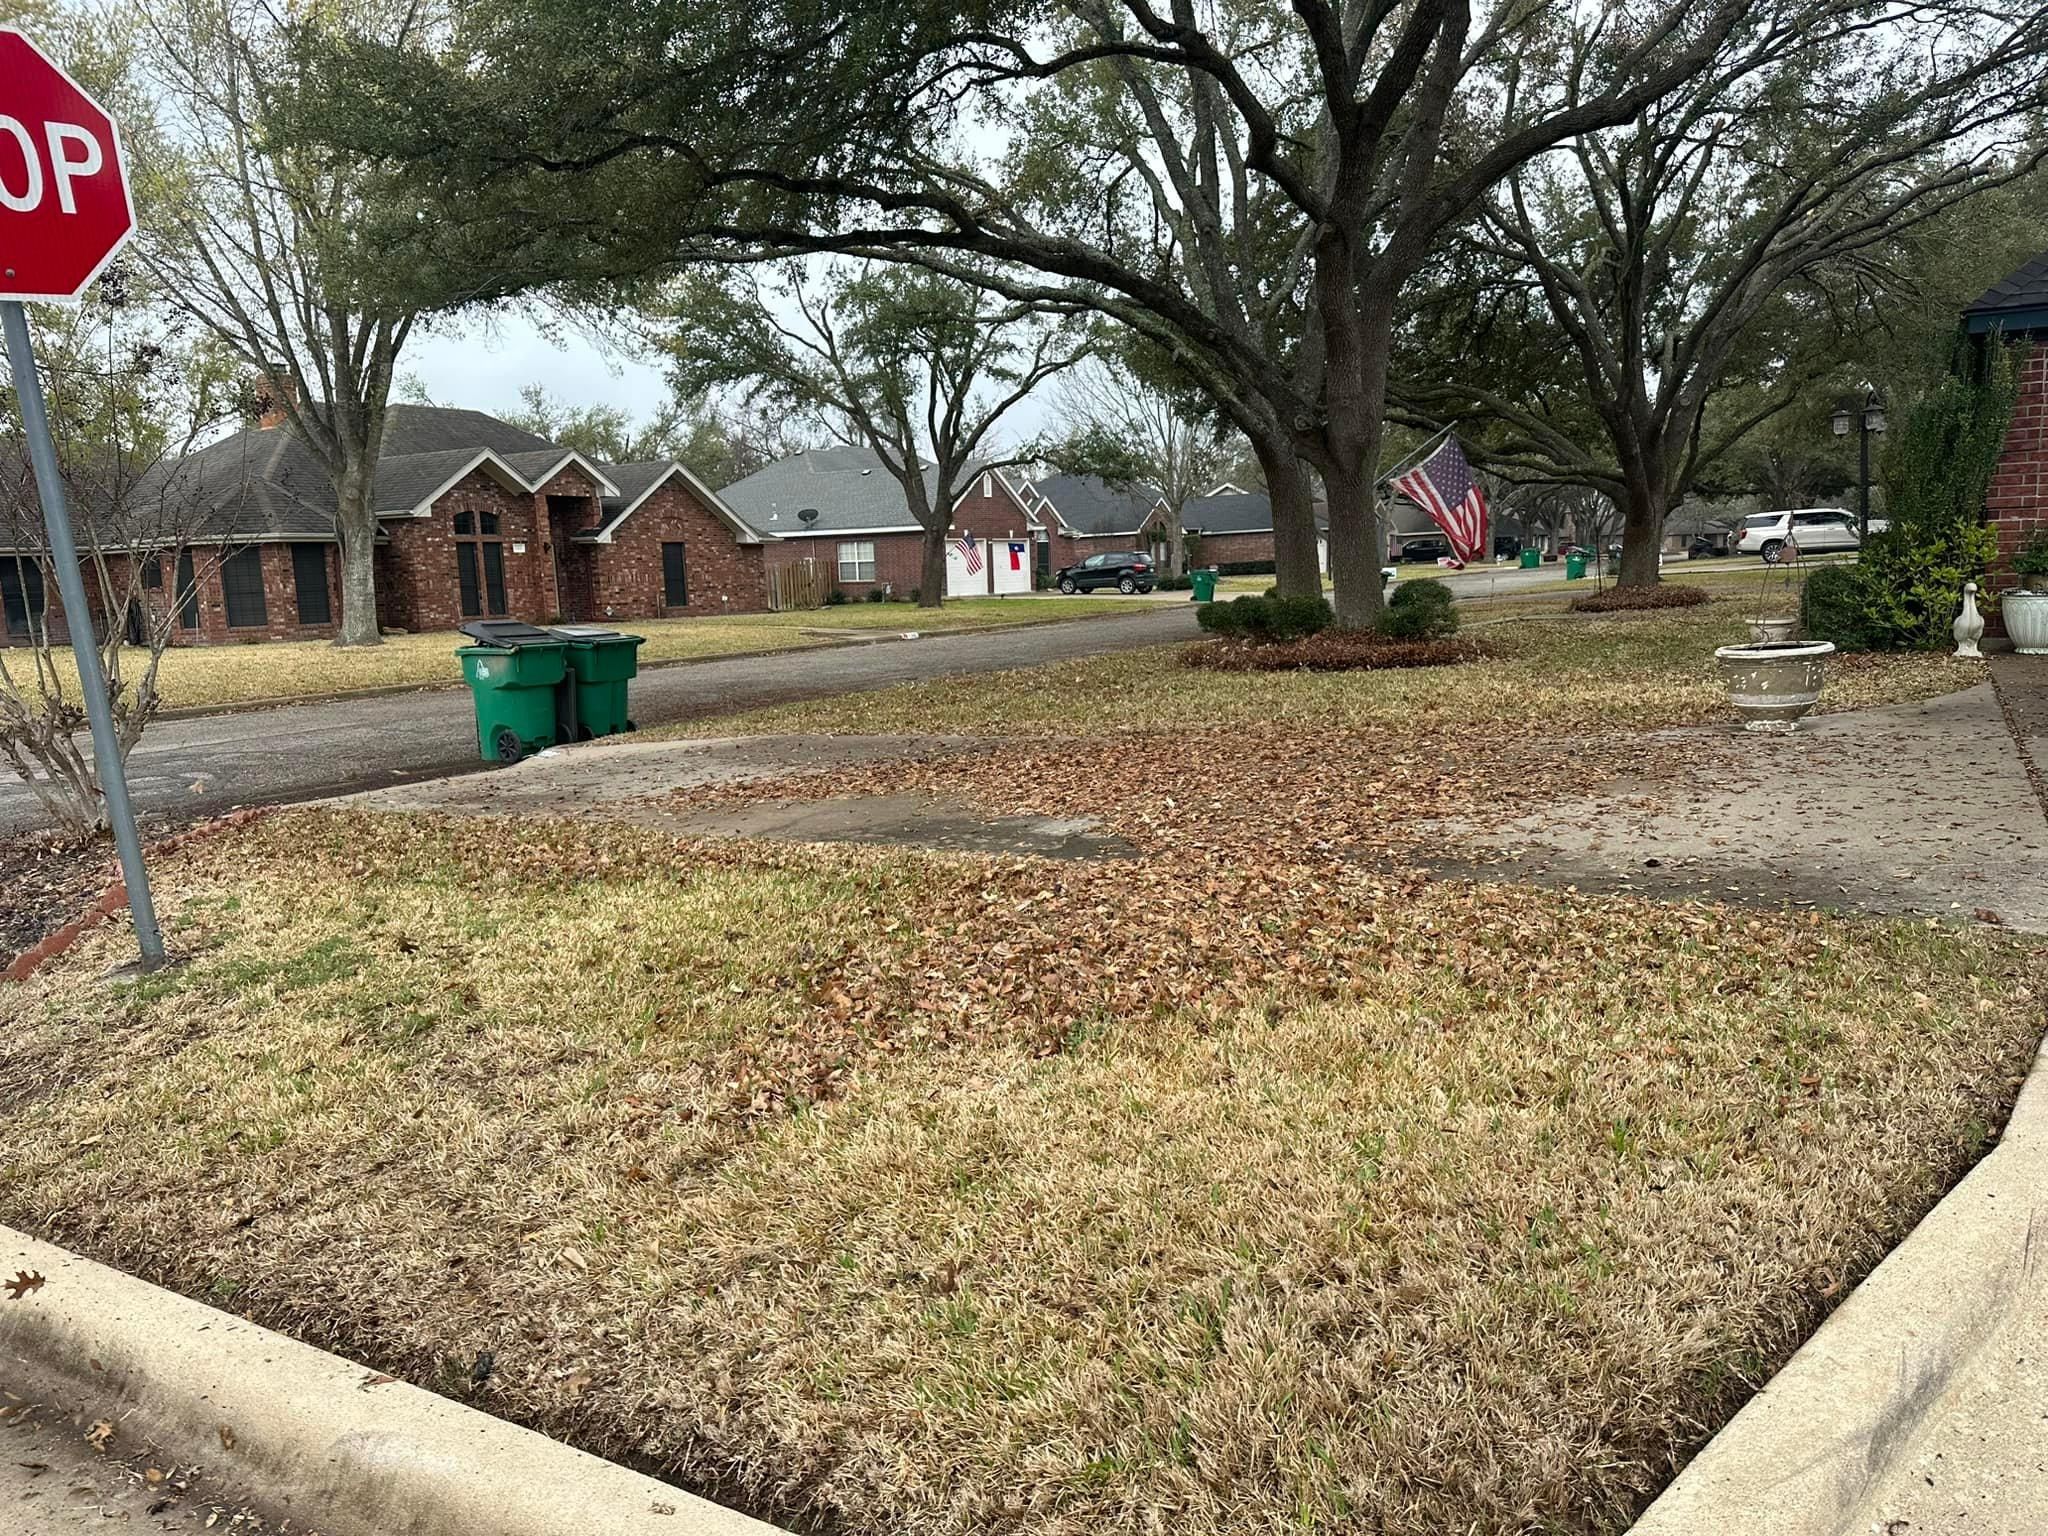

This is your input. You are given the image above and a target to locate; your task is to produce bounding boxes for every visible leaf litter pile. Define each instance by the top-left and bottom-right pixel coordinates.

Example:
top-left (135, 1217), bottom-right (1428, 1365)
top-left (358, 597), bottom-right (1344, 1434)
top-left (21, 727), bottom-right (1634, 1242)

top-left (0, 630), bottom-right (2036, 1536)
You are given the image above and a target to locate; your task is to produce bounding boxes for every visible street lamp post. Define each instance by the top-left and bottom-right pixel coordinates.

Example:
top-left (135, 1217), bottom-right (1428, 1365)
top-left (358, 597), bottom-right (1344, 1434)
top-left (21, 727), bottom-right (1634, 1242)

top-left (1831, 389), bottom-right (1887, 543)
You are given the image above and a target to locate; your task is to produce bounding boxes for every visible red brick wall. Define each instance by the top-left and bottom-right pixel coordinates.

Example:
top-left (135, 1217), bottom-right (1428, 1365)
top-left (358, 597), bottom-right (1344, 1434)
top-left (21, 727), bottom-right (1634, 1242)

top-left (1188, 530), bottom-right (1276, 567)
top-left (764, 531), bottom-right (927, 600)
top-left (950, 474), bottom-right (1038, 544)
top-left (1989, 346), bottom-right (2048, 577)
top-left (590, 478), bottom-right (768, 618)
top-left (377, 470), bottom-right (546, 633)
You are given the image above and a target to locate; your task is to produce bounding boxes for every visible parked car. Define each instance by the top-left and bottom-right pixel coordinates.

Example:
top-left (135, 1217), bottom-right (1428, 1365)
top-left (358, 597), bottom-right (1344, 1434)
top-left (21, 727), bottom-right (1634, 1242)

top-left (1687, 534), bottom-right (1731, 559)
top-left (1735, 507), bottom-right (1863, 564)
top-left (1397, 533), bottom-right (1453, 562)
top-left (1055, 549), bottom-right (1156, 594)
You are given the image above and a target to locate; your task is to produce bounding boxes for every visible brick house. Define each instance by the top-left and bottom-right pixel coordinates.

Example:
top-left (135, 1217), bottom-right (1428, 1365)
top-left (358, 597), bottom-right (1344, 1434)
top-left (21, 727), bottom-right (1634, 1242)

top-left (1968, 254), bottom-right (2048, 578)
top-left (719, 446), bottom-right (1042, 598)
top-left (1013, 474), bottom-right (1174, 577)
top-left (0, 404), bottom-right (767, 646)
top-left (1181, 482), bottom-right (1328, 571)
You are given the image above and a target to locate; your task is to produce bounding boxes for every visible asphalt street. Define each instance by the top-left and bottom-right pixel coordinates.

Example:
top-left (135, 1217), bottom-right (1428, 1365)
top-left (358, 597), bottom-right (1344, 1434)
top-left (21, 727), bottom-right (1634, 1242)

top-left (0, 605), bottom-right (1201, 838)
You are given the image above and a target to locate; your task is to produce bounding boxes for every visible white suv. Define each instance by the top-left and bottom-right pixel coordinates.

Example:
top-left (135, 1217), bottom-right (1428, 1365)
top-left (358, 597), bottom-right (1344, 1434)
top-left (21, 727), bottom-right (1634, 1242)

top-left (1735, 507), bottom-right (1870, 564)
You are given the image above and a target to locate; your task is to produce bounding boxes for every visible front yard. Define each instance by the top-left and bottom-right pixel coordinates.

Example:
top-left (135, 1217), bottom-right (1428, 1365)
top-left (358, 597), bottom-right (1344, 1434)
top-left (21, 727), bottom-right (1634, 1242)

top-left (0, 601), bottom-right (2029, 1535)
top-left (34, 596), bottom-right (1106, 714)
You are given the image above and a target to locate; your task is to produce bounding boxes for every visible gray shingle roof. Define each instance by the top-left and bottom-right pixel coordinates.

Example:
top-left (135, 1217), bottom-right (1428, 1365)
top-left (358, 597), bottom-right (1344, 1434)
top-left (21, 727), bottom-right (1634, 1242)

top-left (109, 405), bottom-right (581, 545)
top-left (1030, 473), bottom-right (1162, 536)
top-left (718, 445), bottom-right (936, 537)
top-left (1182, 488), bottom-right (1273, 535)
top-left (1965, 253), bottom-right (2048, 331)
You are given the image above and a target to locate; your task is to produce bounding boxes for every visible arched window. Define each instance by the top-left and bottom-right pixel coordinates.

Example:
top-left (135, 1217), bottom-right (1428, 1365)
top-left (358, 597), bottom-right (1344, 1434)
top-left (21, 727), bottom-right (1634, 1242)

top-left (454, 507), bottom-right (508, 617)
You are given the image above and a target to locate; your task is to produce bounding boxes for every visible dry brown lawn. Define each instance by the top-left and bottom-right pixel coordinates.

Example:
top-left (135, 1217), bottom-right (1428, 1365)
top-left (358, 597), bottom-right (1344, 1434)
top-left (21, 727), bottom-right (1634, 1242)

top-left (0, 602), bottom-right (2018, 1533)
top-left (652, 599), bottom-right (1978, 741)
top-left (0, 783), bottom-right (2035, 1534)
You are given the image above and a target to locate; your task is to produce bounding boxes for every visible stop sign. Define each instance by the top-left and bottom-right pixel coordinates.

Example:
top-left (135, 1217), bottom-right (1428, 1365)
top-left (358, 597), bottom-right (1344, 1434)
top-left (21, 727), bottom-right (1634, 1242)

top-left (0, 28), bottom-right (135, 304)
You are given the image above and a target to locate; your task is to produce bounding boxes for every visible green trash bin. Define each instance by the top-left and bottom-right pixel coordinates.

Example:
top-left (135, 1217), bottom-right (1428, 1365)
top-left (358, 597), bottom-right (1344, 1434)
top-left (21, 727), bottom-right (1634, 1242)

top-left (1189, 568), bottom-right (1219, 602)
top-left (552, 628), bottom-right (645, 740)
top-left (1564, 552), bottom-right (1588, 580)
top-left (1519, 548), bottom-right (1541, 569)
top-left (457, 637), bottom-right (567, 763)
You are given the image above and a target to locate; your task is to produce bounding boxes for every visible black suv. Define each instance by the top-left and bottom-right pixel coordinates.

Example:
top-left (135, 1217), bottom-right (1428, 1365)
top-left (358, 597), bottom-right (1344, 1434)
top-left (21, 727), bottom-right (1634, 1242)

top-left (1055, 550), bottom-right (1156, 594)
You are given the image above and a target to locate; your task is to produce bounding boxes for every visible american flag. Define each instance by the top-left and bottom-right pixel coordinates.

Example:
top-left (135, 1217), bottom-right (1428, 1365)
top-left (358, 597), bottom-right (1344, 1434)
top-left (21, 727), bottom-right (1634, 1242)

top-left (1393, 436), bottom-right (1489, 565)
top-left (956, 531), bottom-right (983, 574)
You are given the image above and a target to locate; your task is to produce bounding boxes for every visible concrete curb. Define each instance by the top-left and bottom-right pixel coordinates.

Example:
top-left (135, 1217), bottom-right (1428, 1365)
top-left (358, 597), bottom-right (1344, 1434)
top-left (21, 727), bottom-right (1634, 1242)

top-left (1629, 1035), bottom-right (2048, 1535)
top-left (0, 1225), bottom-right (784, 1536)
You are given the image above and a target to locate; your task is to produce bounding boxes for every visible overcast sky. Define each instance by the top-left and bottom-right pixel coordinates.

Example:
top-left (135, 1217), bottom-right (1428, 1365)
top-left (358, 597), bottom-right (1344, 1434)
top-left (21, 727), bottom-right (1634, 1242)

top-left (402, 310), bottom-right (669, 420)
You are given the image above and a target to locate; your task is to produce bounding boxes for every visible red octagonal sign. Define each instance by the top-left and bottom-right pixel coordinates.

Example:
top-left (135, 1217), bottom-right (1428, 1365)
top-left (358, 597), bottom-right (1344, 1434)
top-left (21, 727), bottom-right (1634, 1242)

top-left (0, 28), bottom-right (136, 303)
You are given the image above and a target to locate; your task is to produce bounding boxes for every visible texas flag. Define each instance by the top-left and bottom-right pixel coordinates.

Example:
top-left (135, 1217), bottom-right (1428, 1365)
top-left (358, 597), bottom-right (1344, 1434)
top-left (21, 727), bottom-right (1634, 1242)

top-left (1007, 541), bottom-right (1026, 570)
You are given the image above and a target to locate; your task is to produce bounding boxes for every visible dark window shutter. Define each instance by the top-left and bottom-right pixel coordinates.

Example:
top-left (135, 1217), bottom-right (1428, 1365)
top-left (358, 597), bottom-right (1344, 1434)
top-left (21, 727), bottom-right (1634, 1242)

top-left (662, 542), bottom-right (687, 606)
top-left (290, 544), bottom-right (332, 626)
top-left (456, 543), bottom-right (482, 618)
top-left (175, 551), bottom-right (200, 629)
top-left (480, 542), bottom-right (508, 615)
top-left (1, 558), bottom-right (41, 638)
top-left (221, 547), bottom-right (269, 628)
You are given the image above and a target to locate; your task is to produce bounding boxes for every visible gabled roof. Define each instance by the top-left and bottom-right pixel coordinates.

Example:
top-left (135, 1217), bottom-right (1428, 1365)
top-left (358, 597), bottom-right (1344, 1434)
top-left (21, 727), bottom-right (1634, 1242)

top-left (579, 459), bottom-right (762, 545)
top-left (114, 405), bottom-right (630, 542)
top-left (1182, 487), bottom-right (1273, 535)
top-left (501, 448), bottom-right (620, 497)
top-left (1965, 252), bottom-right (2048, 334)
top-left (717, 445), bottom-right (936, 537)
top-left (1025, 473), bottom-right (1165, 536)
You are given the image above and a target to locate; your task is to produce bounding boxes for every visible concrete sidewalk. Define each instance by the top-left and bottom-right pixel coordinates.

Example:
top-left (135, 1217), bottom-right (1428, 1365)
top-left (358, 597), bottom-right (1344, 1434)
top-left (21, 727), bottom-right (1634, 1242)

top-left (1449, 680), bottom-right (2048, 928)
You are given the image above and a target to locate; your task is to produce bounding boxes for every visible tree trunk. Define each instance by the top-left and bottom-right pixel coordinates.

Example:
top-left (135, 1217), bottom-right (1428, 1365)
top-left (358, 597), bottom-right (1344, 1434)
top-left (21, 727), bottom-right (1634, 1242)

top-left (1322, 458), bottom-right (1385, 630)
top-left (332, 456), bottom-right (382, 646)
top-left (1256, 440), bottom-right (1322, 598)
top-left (919, 523), bottom-right (947, 607)
top-left (1617, 479), bottom-right (1668, 588)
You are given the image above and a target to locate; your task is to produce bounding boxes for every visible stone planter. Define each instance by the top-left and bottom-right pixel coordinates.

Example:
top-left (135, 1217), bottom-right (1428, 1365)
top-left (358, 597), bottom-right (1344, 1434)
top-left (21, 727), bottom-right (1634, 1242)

top-left (1715, 640), bottom-right (1836, 733)
top-left (1746, 617), bottom-right (1797, 643)
top-left (2004, 589), bottom-right (2048, 655)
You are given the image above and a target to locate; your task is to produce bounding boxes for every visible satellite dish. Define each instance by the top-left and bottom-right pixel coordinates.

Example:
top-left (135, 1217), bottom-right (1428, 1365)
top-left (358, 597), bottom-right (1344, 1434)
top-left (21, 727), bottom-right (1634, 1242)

top-left (798, 507), bottom-right (820, 526)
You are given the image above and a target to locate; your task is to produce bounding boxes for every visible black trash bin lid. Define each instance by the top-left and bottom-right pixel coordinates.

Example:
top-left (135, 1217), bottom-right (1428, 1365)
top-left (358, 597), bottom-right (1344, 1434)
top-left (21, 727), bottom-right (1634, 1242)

top-left (458, 620), bottom-right (560, 647)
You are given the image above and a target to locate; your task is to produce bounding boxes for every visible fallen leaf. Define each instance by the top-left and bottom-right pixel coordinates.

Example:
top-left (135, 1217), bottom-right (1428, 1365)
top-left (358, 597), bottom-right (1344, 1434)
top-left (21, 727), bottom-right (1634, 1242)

top-left (85, 1420), bottom-right (115, 1451)
top-left (4, 1271), bottom-right (44, 1301)
top-left (359, 1373), bottom-right (397, 1390)
top-left (217, 1424), bottom-right (235, 1451)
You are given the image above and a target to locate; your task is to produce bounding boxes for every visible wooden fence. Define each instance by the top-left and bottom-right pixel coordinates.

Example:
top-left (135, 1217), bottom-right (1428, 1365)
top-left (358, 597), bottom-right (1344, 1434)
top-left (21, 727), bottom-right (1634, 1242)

top-left (767, 558), bottom-right (829, 612)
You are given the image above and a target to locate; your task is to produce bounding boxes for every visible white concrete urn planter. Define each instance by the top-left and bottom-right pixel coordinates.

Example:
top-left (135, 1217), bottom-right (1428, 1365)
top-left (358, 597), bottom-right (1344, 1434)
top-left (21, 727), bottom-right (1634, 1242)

top-left (2003, 589), bottom-right (2048, 655)
top-left (1746, 617), bottom-right (1797, 643)
top-left (1715, 640), bottom-right (1836, 732)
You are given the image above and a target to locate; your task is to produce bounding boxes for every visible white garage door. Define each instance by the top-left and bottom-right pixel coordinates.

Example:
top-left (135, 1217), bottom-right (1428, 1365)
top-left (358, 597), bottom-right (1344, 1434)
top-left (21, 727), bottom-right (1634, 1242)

top-left (990, 539), bottom-right (1032, 595)
top-left (945, 535), bottom-right (990, 598)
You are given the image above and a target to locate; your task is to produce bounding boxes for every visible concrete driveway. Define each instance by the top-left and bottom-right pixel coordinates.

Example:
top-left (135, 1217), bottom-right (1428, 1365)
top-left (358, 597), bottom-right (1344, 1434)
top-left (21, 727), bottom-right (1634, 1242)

top-left (0, 606), bottom-right (1199, 837)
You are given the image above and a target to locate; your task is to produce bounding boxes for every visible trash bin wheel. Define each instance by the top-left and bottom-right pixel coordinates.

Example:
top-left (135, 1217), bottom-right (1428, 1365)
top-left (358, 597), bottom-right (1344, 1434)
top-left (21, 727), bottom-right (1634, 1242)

top-left (490, 725), bottom-right (525, 763)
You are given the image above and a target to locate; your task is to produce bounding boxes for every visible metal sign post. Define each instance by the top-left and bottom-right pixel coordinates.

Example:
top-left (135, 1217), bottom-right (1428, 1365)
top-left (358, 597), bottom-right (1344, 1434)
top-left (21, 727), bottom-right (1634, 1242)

top-left (2, 26), bottom-right (162, 968)
top-left (2, 300), bottom-right (165, 966)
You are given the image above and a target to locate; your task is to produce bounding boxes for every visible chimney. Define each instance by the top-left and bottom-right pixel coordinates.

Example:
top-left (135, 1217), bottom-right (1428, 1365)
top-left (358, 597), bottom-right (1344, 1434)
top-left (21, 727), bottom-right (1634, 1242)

top-left (253, 367), bottom-right (298, 430)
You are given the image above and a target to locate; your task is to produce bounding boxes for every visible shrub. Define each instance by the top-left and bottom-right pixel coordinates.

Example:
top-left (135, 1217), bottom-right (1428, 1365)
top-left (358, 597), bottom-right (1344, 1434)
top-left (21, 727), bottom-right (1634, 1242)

top-left (2014, 529), bottom-right (2048, 590)
top-left (1376, 591), bottom-right (1460, 640)
top-left (825, 588), bottom-right (849, 606)
top-left (1568, 584), bottom-right (1711, 613)
top-left (1389, 577), bottom-right (1455, 613)
top-left (1798, 565), bottom-right (1878, 649)
top-left (1156, 574), bottom-right (1193, 591)
top-left (1195, 593), bottom-right (1334, 642)
top-left (865, 587), bottom-right (890, 602)
top-left (1803, 343), bottom-right (2020, 649)
top-left (1188, 632), bottom-right (1492, 673)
